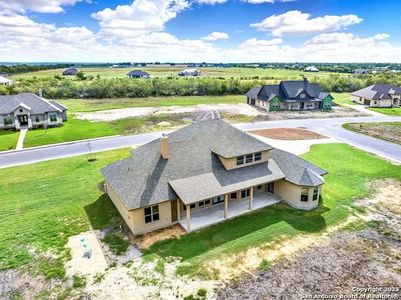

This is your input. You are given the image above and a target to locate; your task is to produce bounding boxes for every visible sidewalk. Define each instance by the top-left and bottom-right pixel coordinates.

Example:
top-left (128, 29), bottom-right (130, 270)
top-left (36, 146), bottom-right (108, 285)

top-left (16, 127), bottom-right (28, 150)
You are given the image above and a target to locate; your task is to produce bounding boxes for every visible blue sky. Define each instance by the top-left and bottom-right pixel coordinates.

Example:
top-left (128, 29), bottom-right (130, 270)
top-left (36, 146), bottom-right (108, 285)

top-left (1, 0), bottom-right (400, 62)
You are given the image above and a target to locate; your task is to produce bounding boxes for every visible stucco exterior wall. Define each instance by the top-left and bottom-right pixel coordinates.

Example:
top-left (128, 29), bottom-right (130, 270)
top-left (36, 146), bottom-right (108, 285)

top-left (274, 179), bottom-right (320, 210)
top-left (218, 150), bottom-right (270, 170)
top-left (131, 200), bottom-right (173, 235)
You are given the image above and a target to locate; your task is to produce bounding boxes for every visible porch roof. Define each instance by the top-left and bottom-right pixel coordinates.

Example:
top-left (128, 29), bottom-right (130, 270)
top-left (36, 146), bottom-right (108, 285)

top-left (169, 158), bottom-right (285, 205)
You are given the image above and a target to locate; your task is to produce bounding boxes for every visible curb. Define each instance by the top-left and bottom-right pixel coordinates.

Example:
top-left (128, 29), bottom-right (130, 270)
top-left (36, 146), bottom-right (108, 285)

top-left (0, 135), bottom-right (121, 155)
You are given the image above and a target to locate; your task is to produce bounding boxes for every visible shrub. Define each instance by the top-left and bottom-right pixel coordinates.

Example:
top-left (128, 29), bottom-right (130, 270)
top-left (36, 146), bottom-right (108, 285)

top-left (72, 275), bottom-right (87, 288)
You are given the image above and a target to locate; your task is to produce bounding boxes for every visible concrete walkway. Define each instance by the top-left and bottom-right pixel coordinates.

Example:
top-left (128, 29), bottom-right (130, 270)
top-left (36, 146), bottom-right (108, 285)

top-left (16, 127), bottom-right (28, 150)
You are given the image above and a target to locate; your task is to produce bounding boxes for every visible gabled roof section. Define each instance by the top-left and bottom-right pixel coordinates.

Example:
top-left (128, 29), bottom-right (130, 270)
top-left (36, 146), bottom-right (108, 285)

top-left (0, 93), bottom-right (63, 114)
top-left (351, 84), bottom-right (401, 100)
top-left (127, 70), bottom-right (150, 76)
top-left (102, 119), bottom-right (327, 210)
top-left (245, 87), bottom-right (261, 99)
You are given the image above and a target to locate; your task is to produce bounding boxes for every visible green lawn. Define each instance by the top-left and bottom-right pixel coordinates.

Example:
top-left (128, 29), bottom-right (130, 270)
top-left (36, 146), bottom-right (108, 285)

top-left (369, 107), bottom-right (401, 116)
top-left (0, 148), bottom-right (131, 271)
top-left (23, 117), bottom-right (117, 148)
top-left (343, 122), bottom-right (401, 145)
top-left (144, 143), bottom-right (401, 276)
top-left (331, 92), bottom-right (355, 106)
top-left (58, 95), bottom-right (245, 113)
top-left (0, 130), bottom-right (19, 151)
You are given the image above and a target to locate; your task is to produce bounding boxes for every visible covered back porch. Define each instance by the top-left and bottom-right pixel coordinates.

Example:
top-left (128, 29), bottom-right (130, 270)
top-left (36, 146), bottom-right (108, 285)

top-left (178, 183), bottom-right (281, 232)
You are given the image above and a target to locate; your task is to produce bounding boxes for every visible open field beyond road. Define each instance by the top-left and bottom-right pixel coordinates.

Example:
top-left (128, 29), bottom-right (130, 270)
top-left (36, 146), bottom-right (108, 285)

top-left (343, 122), bottom-right (401, 145)
top-left (0, 131), bottom-right (19, 151)
top-left (369, 107), bottom-right (401, 116)
top-left (248, 128), bottom-right (327, 140)
top-left (10, 66), bottom-right (336, 80)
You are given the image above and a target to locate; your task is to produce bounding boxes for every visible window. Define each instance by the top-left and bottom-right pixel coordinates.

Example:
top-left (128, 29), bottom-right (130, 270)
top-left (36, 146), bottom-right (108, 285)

top-left (4, 116), bottom-right (12, 125)
top-left (144, 205), bottom-right (160, 224)
top-left (300, 188), bottom-right (309, 202)
top-left (199, 201), bottom-right (205, 207)
top-left (300, 93), bottom-right (305, 99)
top-left (230, 192), bottom-right (237, 199)
top-left (213, 196), bottom-right (224, 204)
top-left (254, 152), bottom-right (262, 161)
top-left (190, 204), bottom-right (196, 209)
top-left (205, 200), bottom-right (210, 205)
top-left (241, 189), bottom-right (250, 198)
top-left (19, 109), bottom-right (23, 113)
top-left (257, 185), bottom-right (263, 190)
top-left (236, 156), bottom-right (244, 166)
top-left (50, 114), bottom-right (57, 122)
top-left (245, 154), bottom-right (253, 164)
top-left (312, 188), bottom-right (319, 201)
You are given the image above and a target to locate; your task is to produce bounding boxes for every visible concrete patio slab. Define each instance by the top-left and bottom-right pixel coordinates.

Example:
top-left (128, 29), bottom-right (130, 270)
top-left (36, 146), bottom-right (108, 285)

top-left (179, 192), bottom-right (281, 232)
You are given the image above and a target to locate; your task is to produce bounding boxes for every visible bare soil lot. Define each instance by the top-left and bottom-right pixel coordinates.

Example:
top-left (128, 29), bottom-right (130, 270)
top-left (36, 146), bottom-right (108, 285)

top-left (343, 122), bottom-right (401, 145)
top-left (248, 128), bottom-right (327, 140)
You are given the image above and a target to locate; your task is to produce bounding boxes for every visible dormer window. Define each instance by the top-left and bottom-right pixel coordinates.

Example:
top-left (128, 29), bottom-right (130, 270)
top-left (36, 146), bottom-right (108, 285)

top-left (254, 152), bottom-right (262, 161)
top-left (19, 109), bottom-right (23, 113)
top-left (245, 154), bottom-right (253, 163)
top-left (236, 152), bottom-right (263, 166)
top-left (300, 93), bottom-right (305, 99)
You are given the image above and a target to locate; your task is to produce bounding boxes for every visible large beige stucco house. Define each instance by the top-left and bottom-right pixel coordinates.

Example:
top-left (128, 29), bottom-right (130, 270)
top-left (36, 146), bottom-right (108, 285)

top-left (350, 84), bottom-right (401, 107)
top-left (102, 120), bottom-right (327, 235)
top-left (0, 93), bottom-right (67, 130)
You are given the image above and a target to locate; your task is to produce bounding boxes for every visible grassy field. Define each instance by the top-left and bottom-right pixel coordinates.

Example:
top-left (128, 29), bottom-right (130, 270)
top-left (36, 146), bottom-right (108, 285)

top-left (0, 130), bottom-right (19, 151)
top-left (343, 122), bottom-right (401, 145)
top-left (0, 148), bottom-right (131, 271)
top-left (369, 107), bottom-right (401, 116)
top-left (10, 66), bottom-right (336, 80)
top-left (59, 95), bottom-right (244, 113)
top-left (144, 143), bottom-right (401, 276)
top-left (331, 92), bottom-right (355, 106)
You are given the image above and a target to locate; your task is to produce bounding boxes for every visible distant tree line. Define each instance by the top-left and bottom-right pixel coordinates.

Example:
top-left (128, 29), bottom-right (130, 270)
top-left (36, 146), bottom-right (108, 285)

top-left (1, 73), bottom-right (400, 98)
top-left (0, 64), bottom-right (73, 75)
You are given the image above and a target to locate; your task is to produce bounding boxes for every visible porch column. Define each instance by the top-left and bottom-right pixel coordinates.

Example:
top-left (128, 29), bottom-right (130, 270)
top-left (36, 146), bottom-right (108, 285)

top-left (186, 205), bottom-right (191, 231)
top-left (249, 187), bottom-right (253, 210)
top-left (177, 199), bottom-right (181, 221)
top-left (224, 194), bottom-right (228, 218)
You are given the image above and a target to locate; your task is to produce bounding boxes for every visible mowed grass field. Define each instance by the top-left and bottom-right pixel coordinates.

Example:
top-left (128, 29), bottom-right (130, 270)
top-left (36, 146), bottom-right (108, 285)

top-left (0, 148), bottom-right (131, 271)
top-left (1, 144), bottom-right (400, 278)
top-left (369, 107), bottom-right (401, 116)
top-left (0, 130), bottom-right (19, 151)
top-left (10, 66), bottom-right (336, 80)
top-left (144, 144), bottom-right (401, 276)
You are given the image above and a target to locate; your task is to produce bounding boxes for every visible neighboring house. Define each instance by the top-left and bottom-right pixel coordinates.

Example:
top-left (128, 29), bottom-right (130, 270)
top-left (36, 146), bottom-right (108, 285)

top-left (0, 93), bottom-right (67, 130)
top-left (62, 67), bottom-right (79, 76)
top-left (102, 120), bottom-right (327, 235)
top-left (127, 70), bottom-right (150, 78)
top-left (350, 84), bottom-right (401, 107)
top-left (353, 69), bottom-right (369, 75)
top-left (0, 76), bottom-right (12, 86)
top-left (178, 68), bottom-right (201, 76)
top-left (304, 66), bottom-right (319, 72)
top-left (246, 78), bottom-right (333, 111)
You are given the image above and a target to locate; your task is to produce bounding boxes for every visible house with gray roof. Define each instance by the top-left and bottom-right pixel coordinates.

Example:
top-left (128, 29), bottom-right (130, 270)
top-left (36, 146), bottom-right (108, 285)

top-left (0, 93), bottom-right (67, 130)
top-left (350, 84), bottom-right (401, 107)
top-left (102, 119), bottom-right (327, 234)
top-left (127, 70), bottom-right (150, 78)
top-left (62, 67), bottom-right (79, 76)
top-left (0, 76), bottom-right (12, 86)
top-left (246, 78), bottom-right (333, 112)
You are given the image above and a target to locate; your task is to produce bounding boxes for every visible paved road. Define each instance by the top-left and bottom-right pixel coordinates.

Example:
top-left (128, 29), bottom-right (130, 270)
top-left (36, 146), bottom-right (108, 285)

top-left (1, 116), bottom-right (401, 169)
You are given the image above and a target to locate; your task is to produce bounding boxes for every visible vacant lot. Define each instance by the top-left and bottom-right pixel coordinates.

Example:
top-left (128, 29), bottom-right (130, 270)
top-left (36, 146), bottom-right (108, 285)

top-left (343, 122), bottom-right (401, 145)
top-left (369, 107), bottom-right (401, 116)
top-left (248, 128), bottom-right (327, 140)
top-left (331, 92), bottom-right (356, 106)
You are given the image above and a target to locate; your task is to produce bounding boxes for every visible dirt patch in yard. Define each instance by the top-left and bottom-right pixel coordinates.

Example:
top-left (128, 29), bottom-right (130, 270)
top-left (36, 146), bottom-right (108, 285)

top-left (248, 128), bottom-right (327, 140)
top-left (217, 179), bottom-right (401, 299)
top-left (135, 224), bottom-right (186, 250)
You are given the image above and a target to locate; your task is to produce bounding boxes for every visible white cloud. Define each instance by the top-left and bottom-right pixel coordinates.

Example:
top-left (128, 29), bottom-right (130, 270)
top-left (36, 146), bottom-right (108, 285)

top-left (0, 0), bottom-right (83, 14)
top-left (250, 10), bottom-right (363, 36)
top-left (195, 0), bottom-right (227, 4)
top-left (244, 0), bottom-right (295, 4)
top-left (202, 32), bottom-right (229, 41)
top-left (92, 0), bottom-right (190, 39)
top-left (238, 37), bottom-right (283, 48)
